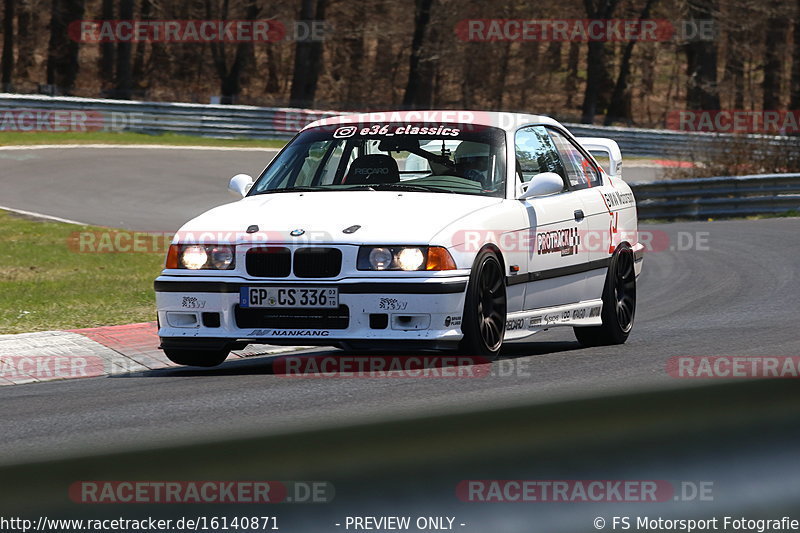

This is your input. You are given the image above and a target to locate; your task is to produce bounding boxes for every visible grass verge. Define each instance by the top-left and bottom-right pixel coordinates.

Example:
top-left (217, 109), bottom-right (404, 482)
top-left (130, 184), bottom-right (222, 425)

top-left (0, 130), bottom-right (287, 149)
top-left (0, 210), bottom-right (163, 334)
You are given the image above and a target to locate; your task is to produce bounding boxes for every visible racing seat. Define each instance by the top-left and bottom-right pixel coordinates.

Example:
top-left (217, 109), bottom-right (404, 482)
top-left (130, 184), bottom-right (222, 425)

top-left (344, 154), bottom-right (400, 185)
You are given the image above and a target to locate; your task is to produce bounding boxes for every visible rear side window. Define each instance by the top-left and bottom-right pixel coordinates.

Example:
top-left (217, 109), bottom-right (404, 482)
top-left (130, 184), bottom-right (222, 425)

top-left (514, 126), bottom-right (566, 188)
top-left (547, 129), bottom-right (602, 190)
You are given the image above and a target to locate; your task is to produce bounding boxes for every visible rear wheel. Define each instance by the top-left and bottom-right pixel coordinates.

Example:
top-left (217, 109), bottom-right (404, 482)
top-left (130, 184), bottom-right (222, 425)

top-left (574, 244), bottom-right (636, 347)
top-left (459, 250), bottom-right (506, 360)
top-left (163, 348), bottom-right (230, 367)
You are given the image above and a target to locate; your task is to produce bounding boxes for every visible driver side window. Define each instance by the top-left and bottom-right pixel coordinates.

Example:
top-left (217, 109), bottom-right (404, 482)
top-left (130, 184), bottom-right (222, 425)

top-left (514, 126), bottom-right (567, 190)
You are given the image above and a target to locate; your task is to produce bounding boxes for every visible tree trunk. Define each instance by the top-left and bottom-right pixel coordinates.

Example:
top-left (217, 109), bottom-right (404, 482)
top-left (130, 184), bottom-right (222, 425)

top-left (46, 0), bottom-right (85, 94)
top-left (762, 1), bottom-right (789, 110)
top-left (2, 0), bottom-right (15, 90)
top-left (402, 0), bottom-right (435, 109)
top-left (15, 0), bottom-right (34, 79)
top-left (114, 0), bottom-right (133, 99)
top-left (565, 41), bottom-right (581, 108)
top-left (684, 0), bottom-right (720, 111)
top-left (98, 0), bottom-right (114, 91)
top-left (289, 0), bottom-right (327, 108)
top-left (605, 0), bottom-right (657, 125)
top-left (724, 21), bottom-right (744, 109)
top-left (791, 0), bottom-right (800, 109)
top-left (132, 0), bottom-right (153, 90)
top-left (581, 0), bottom-right (619, 123)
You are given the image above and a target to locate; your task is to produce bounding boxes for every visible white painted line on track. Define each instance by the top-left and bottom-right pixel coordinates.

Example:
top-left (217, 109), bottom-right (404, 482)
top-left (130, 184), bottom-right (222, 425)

top-left (0, 206), bottom-right (89, 226)
top-left (0, 144), bottom-right (281, 151)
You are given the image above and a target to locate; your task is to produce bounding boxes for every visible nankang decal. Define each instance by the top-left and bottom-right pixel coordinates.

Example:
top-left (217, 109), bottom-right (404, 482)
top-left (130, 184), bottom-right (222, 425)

top-left (247, 329), bottom-right (330, 337)
top-left (537, 227), bottom-right (580, 256)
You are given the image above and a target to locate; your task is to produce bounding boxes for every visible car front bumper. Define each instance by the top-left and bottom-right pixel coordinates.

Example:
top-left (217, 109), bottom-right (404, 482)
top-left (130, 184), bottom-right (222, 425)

top-left (154, 275), bottom-right (470, 350)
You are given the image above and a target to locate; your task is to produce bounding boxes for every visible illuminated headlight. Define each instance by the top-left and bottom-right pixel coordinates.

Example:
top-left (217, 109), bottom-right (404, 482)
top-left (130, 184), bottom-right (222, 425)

top-left (396, 247), bottom-right (425, 270)
top-left (166, 244), bottom-right (235, 270)
top-left (357, 246), bottom-right (456, 271)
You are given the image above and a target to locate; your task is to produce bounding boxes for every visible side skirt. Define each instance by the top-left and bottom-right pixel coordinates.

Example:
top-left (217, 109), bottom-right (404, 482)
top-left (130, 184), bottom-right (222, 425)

top-left (502, 299), bottom-right (604, 342)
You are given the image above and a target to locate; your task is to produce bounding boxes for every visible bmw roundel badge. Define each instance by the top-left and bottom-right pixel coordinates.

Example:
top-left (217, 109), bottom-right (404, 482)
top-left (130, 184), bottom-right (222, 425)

top-left (290, 228), bottom-right (305, 237)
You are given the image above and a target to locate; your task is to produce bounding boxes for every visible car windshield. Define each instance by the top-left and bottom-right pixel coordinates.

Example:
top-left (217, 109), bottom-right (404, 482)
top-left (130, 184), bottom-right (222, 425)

top-left (250, 123), bottom-right (507, 198)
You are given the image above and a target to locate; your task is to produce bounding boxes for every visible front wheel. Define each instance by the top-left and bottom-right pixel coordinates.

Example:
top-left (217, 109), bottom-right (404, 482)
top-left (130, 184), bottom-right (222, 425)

top-left (574, 243), bottom-right (636, 347)
top-left (163, 348), bottom-right (230, 367)
top-left (459, 250), bottom-right (507, 360)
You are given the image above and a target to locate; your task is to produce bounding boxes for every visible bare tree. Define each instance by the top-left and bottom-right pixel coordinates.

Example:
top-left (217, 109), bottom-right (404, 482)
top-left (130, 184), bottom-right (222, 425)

top-left (2, 0), bottom-right (14, 90)
top-left (46, 0), bottom-right (85, 94)
top-left (581, 0), bottom-right (619, 123)
top-left (792, 0), bottom-right (800, 109)
top-left (98, 0), bottom-right (114, 91)
top-left (208, 0), bottom-right (260, 104)
top-left (402, 0), bottom-right (435, 109)
top-left (605, 0), bottom-right (658, 125)
top-left (762, 0), bottom-right (789, 110)
top-left (114, 0), bottom-right (133, 99)
top-left (289, 0), bottom-right (327, 107)
top-left (684, 0), bottom-right (721, 110)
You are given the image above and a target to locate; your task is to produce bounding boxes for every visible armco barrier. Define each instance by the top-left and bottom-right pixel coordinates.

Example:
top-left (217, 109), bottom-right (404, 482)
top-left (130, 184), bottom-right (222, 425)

top-left (2, 93), bottom-right (799, 157)
top-left (630, 173), bottom-right (800, 219)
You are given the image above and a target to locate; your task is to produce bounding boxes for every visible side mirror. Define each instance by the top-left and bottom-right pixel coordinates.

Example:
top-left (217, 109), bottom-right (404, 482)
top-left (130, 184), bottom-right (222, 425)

top-left (517, 172), bottom-right (564, 200)
top-left (228, 174), bottom-right (254, 198)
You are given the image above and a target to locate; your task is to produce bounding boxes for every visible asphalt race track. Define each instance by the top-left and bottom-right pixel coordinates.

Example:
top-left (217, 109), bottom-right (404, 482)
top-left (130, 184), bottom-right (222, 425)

top-left (0, 146), bottom-right (278, 230)
top-left (0, 145), bottom-right (797, 465)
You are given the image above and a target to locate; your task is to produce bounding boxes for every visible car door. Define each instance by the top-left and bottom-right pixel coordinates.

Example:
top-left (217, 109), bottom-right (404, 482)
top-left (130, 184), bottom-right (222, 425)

top-left (546, 127), bottom-right (613, 301)
top-left (514, 125), bottom-right (589, 310)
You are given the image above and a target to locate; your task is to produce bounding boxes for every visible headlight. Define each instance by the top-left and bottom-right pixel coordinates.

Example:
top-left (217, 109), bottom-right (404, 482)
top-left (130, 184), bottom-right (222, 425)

top-left (165, 244), bottom-right (236, 270)
top-left (210, 246), bottom-right (234, 269)
top-left (368, 247), bottom-right (394, 270)
top-left (357, 246), bottom-right (456, 271)
top-left (181, 245), bottom-right (208, 269)
top-left (396, 247), bottom-right (425, 270)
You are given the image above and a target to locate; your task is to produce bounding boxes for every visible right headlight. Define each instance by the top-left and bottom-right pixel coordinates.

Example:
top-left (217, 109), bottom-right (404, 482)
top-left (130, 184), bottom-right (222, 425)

top-left (357, 246), bottom-right (456, 271)
top-left (165, 244), bottom-right (235, 270)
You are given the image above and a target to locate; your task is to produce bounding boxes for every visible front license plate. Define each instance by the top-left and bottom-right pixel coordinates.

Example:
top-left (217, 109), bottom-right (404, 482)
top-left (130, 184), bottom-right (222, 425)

top-left (240, 287), bottom-right (339, 309)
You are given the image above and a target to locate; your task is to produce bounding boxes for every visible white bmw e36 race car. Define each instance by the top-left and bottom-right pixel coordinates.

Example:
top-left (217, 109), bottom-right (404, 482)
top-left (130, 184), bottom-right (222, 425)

top-left (155, 111), bottom-right (644, 367)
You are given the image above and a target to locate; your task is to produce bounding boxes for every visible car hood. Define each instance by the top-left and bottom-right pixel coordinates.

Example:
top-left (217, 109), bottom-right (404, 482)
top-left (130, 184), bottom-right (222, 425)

top-left (176, 191), bottom-right (504, 245)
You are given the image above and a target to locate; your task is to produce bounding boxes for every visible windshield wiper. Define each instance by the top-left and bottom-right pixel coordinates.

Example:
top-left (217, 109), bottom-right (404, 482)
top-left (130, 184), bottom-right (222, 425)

top-left (370, 183), bottom-right (455, 194)
top-left (257, 186), bottom-right (326, 194)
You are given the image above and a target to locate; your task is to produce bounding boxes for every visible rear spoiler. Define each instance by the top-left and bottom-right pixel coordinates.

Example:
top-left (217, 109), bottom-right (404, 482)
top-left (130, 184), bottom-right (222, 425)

top-left (576, 137), bottom-right (622, 179)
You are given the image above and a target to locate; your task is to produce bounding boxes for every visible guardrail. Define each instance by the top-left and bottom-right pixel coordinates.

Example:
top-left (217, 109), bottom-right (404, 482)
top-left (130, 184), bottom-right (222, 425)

top-left (2, 93), bottom-right (799, 158)
top-left (630, 173), bottom-right (800, 219)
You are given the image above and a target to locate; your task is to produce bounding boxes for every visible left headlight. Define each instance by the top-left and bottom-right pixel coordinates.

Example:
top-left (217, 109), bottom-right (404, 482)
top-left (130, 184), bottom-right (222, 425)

top-left (165, 244), bottom-right (235, 270)
top-left (357, 246), bottom-right (456, 271)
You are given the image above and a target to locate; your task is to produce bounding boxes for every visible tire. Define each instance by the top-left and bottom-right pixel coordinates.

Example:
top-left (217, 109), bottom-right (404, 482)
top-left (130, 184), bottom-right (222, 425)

top-left (459, 250), bottom-right (507, 360)
top-left (163, 348), bottom-right (230, 367)
top-left (574, 243), bottom-right (636, 347)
